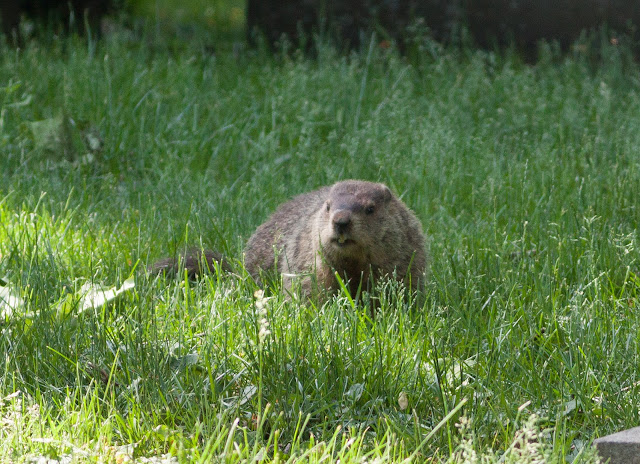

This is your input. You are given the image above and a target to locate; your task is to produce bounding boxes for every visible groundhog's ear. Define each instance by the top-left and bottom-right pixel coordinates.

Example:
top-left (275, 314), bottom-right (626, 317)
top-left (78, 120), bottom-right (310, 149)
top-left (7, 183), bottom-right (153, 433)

top-left (381, 185), bottom-right (392, 202)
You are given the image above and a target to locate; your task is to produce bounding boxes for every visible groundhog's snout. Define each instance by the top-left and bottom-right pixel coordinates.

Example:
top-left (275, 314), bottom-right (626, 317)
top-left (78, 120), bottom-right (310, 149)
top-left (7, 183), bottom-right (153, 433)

top-left (331, 210), bottom-right (353, 244)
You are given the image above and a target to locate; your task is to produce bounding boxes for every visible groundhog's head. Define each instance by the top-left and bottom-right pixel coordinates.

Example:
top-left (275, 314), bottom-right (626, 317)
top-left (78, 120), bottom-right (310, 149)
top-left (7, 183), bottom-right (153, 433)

top-left (318, 180), bottom-right (393, 258)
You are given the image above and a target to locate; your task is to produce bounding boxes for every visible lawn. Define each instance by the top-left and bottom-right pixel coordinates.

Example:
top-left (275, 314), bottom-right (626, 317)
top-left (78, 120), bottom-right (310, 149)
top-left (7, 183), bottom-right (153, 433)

top-left (0, 22), bottom-right (638, 462)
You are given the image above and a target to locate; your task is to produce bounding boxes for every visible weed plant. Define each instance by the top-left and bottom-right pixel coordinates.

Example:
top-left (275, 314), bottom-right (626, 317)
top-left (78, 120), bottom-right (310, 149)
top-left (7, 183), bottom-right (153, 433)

top-left (0, 28), bottom-right (638, 462)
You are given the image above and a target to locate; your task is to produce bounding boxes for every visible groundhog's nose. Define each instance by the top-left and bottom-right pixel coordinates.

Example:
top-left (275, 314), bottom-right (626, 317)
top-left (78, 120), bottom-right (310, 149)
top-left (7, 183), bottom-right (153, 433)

top-left (332, 210), bottom-right (352, 234)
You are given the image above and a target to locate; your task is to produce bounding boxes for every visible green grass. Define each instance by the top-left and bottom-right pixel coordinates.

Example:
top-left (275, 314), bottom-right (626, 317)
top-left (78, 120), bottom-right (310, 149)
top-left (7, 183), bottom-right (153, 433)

top-left (132, 0), bottom-right (244, 28)
top-left (130, 0), bottom-right (245, 46)
top-left (0, 27), bottom-right (638, 462)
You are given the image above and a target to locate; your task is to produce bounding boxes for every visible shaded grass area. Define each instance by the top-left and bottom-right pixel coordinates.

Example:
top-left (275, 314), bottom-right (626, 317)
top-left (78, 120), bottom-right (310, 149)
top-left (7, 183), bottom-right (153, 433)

top-left (0, 30), bottom-right (638, 462)
top-left (132, 0), bottom-right (245, 29)
top-left (128, 0), bottom-right (246, 48)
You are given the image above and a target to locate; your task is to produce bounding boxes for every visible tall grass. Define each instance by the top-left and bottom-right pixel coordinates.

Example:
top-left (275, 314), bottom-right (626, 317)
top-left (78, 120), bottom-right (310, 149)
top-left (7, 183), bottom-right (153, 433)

top-left (0, 28), bottom-right (638, 462)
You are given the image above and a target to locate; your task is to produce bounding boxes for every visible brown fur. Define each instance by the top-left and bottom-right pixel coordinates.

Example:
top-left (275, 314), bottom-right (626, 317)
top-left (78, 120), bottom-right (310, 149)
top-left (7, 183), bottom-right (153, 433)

top-left (151, 180), bottom-right (428, 298)
top-left (150, 250), bottom-right (231, 279)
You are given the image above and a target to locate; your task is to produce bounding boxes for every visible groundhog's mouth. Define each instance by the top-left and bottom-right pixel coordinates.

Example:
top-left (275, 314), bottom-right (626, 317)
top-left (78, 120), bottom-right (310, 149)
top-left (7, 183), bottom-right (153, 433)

top-left (332, 235), bottom-right (356, 247)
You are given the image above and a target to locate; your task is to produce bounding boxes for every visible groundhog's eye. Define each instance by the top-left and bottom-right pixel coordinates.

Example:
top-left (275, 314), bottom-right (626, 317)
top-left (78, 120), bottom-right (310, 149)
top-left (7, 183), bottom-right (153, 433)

top-left (365, 205), bottom-right (375, 215)
top-left (326, 202), bottom-right (330, 212)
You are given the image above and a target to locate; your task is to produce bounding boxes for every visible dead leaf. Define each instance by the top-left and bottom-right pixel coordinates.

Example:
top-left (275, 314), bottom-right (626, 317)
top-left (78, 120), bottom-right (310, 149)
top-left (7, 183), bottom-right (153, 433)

top-left (77, 277), bottom-right (135, 313)
top-left (398, 391), bottom-right (409, 410)
top-left (0, 283), bottom-right (24, 319)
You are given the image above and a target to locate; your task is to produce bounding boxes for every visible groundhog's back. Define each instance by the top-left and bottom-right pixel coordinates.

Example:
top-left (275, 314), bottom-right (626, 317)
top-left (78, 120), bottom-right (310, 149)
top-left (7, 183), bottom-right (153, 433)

top-left (244, 186), bottom-right (331, 277)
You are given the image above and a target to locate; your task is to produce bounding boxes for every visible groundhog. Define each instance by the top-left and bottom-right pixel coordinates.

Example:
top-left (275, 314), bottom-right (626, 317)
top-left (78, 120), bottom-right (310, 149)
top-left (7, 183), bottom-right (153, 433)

top-left (152, 180), bottom-right (428, 298)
